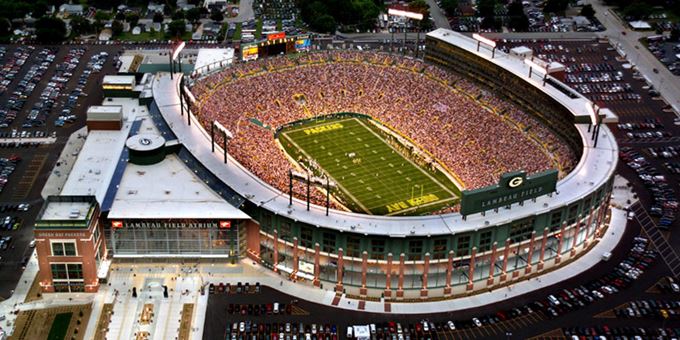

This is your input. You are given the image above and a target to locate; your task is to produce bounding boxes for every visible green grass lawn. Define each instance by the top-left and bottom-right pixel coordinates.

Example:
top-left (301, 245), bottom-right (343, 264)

top-left (117, 30), bottom-right (164, 42)
top-left (279, 117), bottom-right (459, 215)
top-left (47, 312), bottom-right (72, 340)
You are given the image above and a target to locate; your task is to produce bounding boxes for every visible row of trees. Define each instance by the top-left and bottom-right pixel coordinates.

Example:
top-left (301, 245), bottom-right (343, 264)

top-left (298, 0), bottom-right (382, 33)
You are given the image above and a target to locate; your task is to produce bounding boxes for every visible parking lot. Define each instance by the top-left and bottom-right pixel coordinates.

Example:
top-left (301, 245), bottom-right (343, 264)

top-left (644, 37), bottom-right (680, 76)
top-left (0, 43), bottom-right (123, 299)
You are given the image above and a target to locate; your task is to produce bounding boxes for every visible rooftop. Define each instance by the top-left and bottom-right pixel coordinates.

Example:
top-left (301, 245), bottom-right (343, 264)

top-left (108, 154), bottom-right (250, 220)
top-left (40, 201), bottom-right (92, 221)
top-left (60, 98), bottom-right (146, 203)
top-left (103, 75), bottom-right (136, 86)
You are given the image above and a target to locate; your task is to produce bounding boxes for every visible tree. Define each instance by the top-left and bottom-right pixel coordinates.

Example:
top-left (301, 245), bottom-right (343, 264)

top-left (111, 19), bottom-right (124, 36)
top-left (32, 1), bottom-right (49, 18)
top-left (622, 2), bottom-right (652, 20)
top-left (543, 0), bottom-right (569, 14)
top-left (167, 19), bottom-right (186, 37)
top-left (298, 0), bottom-right (379, 33)
top-left (210, 9), bottom-right (224, 22)
top-left (0, 17), bottom-right (10, 37)
top-left (35, 16), bottom-right (67, 43)
top-left (186, 7), bottom-right (201, 23)
top-left (0, 1), bottom-right (32, 20)
top-left (408, 0), bottom-right (432, 29)
top-left (153, 12), bottom-right (164, 23)
top-left (580, 4), bottom-right (595, 18)
top-left (478, 0), bottom-right (496, 29)
top-left (69, 15), bottom-right (93, 36)
top-left (507, 1), bottom-right (529, 31)
top-left (312, 14), bottom-right (336, 34)
top-left (126, 13), bottom-right (140, 27)
top-left (94, 11), bottom-right (111, 21)
top-left (670, 27), bottom-right (680, 42)
top-left (440, 0), bottom-right (458, 16)
top-left (172, 10), bottom-right (185, 20)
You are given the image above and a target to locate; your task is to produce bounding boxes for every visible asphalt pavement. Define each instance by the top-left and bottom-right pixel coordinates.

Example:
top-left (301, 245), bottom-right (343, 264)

top-left (0, 43), bottom-right (124, 299)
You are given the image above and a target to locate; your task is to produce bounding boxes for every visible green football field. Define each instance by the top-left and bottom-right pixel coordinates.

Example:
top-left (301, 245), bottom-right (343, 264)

top-left (278, 117), bottom-right (460, 215)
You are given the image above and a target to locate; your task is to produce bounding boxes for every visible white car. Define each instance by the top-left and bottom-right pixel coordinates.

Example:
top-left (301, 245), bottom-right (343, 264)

top-left (472, 318), bottom-right (482, 327)
top-left (447, 320), bottom-right (455, 330)
top-left (239, 322), bottom-right (245, 332)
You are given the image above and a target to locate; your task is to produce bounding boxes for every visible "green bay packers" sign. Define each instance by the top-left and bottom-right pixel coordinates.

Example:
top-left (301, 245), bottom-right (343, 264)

top-left (460, 170), bottom-right (558, 216)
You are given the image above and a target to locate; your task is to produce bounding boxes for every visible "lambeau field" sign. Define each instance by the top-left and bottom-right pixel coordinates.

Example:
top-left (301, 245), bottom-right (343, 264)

top-left (460, 170), bottom-right (558, 216)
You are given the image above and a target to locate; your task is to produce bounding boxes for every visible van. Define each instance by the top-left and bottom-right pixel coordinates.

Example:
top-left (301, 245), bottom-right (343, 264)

top-left (601, 252), bottom-right (612, 261)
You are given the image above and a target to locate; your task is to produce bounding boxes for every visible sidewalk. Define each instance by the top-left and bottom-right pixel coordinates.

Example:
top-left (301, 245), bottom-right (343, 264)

top-left (0, 250), bottom-right (39, 334)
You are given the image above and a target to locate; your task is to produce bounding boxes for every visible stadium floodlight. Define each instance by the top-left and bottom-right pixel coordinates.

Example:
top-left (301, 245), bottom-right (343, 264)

top-left (291, 170), bottom-right (309, 181)
top-left (388, 8), bottom-right (424, 20)
top-left (171, 40), bottom-right (186, 61)
top-left (182, 85), bottom-right (197, 106)
top-left (472, 34), bottom-right (496, 48)
top-left (212, 121), bottom-right (234, 164)
top-left (169, 40), bottom-right (186, 79)
top-left (584, 101), bottom-right (599, 126)
top-left (524, 58), bottom-right (548, 82)
top-left (472, 33), bottom-right (497, 58)
top-left (388, 7), bottom-right (424, 57)
top-left (213, 121), bottom-right (234, 140)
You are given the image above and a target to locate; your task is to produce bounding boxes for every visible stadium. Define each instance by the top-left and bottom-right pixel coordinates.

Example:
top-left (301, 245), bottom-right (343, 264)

top-left (154, 28), bottom-right (618, 299)
top-left (32, 29), bottom-right (618, 299)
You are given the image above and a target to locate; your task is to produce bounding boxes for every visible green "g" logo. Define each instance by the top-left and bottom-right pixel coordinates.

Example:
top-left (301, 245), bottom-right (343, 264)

top-left (508, 176), bottom-right (524, 188)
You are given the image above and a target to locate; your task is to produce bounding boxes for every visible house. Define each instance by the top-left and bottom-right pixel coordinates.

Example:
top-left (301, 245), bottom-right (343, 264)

top-left (147, 3), bottom-right (166, 14)
top-left (59, 4), bottom-right (84, 16)
top-left (572, 16), bottom-right (591, 28)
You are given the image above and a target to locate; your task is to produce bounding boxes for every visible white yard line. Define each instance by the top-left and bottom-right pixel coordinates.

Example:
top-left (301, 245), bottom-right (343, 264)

top-left (281, 130), bottom-right (373, 214)
top-left (354, 118), bottom-right (457, 198)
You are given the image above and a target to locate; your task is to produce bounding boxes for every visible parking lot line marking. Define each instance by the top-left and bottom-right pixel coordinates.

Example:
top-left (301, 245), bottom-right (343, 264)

top-left (489, 321), bottom-right (505, 334)
top-left (506, 317), bottom-right (524, 329)
top-left (11, 153), bottom-right (47, 200)
top-left (479, 324), bottom-right (492, 336)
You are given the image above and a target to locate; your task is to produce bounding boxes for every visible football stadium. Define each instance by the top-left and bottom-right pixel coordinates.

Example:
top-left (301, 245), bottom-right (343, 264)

top-left (174, 28), bottom-right (618, 298)
top-left (33, 29), bottom-right (618, 299)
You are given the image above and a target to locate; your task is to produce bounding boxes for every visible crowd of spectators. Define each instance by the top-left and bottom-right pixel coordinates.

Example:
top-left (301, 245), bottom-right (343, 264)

top-left (191, 51), bottom-right (577, 211)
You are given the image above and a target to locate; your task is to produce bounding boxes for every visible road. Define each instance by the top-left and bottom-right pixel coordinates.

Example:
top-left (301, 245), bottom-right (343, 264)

top-left (426, 0), bottom-right (452, 30)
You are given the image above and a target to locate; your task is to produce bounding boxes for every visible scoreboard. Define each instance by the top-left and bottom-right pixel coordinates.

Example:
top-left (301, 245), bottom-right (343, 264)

top-left (241, 33), bottom-right (313, 61)
top-left (242, 44), bottom-right (259, 61)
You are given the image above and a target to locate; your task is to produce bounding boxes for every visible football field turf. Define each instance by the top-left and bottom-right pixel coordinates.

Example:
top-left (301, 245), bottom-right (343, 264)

top-left (279, 117), bottom-right (459, 215)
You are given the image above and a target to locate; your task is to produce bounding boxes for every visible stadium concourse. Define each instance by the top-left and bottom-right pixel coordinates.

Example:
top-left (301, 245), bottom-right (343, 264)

top-left (190, 50), bottom-right (578, 213)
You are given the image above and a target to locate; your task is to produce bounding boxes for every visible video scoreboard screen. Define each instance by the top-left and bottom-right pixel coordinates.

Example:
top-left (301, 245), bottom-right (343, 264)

top-left (242, 44), bottom-right (259, 61)
top-left (241, 34), bottom-right (313, 61)
top-left (295, 36), bottom-right (311, 52)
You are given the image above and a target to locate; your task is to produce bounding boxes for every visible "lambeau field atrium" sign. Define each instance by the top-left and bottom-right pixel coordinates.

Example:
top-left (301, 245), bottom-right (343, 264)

top-left (460, 170), bottom-right (558, 216)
